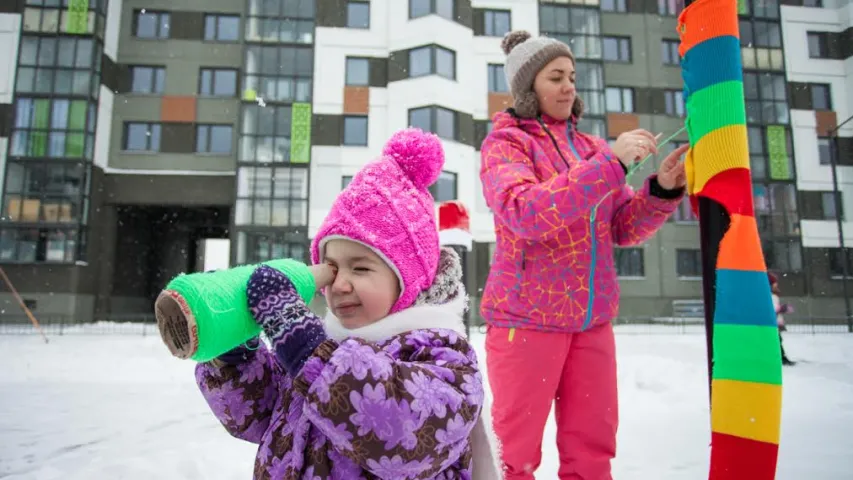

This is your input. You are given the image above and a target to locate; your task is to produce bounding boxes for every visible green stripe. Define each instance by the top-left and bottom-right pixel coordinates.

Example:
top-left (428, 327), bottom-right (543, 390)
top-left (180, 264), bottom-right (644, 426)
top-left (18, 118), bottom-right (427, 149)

top-left (713, 323), bottom-right (782, 385)
top-left (686, 80), bottom-right (747, 146)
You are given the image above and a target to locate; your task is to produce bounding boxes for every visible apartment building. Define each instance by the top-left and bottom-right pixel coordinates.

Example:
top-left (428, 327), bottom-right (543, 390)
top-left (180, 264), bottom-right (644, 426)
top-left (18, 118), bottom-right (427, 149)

top-left (0, 0), bottom-right (848, 321)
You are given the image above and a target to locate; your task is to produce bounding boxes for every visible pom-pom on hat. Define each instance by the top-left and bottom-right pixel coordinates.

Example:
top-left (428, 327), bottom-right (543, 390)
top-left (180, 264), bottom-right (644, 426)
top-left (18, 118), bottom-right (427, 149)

top-left (311, 128), bottom-right (445, 314)
top-left (502, 30), bottom-right (583, 119)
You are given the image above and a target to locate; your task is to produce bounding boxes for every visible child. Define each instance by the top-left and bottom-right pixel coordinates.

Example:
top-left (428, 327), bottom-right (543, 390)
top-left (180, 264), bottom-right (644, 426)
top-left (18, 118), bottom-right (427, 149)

top-left (769, 272), bottom-right (795, 366)
top-left (195, 128), bottom-right (501, 479)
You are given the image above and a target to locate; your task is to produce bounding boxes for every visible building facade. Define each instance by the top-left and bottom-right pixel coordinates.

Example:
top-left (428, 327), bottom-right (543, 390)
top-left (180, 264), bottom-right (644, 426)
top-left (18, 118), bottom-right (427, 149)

top-left (0, 0), bottom-right (848, 322)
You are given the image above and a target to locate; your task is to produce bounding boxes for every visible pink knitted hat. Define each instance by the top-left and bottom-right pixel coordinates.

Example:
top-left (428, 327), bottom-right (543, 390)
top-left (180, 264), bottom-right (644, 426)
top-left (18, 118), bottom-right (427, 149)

top-left (310, 128), bottom-right (444, 313)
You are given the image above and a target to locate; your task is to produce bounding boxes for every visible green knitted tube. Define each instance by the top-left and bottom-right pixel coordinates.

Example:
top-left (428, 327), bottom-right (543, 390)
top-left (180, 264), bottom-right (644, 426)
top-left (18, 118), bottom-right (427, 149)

top-left (154, 259), bottom-right (316, 362)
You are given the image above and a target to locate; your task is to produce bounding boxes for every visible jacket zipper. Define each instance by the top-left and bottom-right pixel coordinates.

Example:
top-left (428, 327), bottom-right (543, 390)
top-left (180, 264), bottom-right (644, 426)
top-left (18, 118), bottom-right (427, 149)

top-left (535, 119), bottom-right (599, 331)
top-left (564, 124), bottom-right (598, 331)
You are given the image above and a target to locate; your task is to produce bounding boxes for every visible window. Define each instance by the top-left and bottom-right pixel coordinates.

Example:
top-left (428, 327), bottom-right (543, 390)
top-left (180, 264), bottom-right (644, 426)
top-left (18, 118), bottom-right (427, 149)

top-left (762, 239), bottom-right (803, 272)
top-left (429, 171), bottom-right (457, 202)
top-left (199, 68), bottom-right (238, 96)
top-left (483, 9), bottom-right (511, 37)
top-left (658, 0), bottom-right (679, 15)
top-left (410, 0), bottom-right (454, 20)
top-left (409, 106), bottom-right (456, 141)
top-left (615, 248), bottom-right (644, 277)
top-left (488, 64), bottom-right (507, 93)
top-left (204, 14), bottom-right (240, 42)
top-left (243, 46), bottom-right (313, 102)
top-left (602, 36), bottom-right (631, 62)
top-left (245, 0), bottom-right (314, 43)
top-left (817, 137), bottom-right (833, 165)
top-left (239, 104), bottom-right (296, 162)
top-left (345, 57), bottom-right (369, 86)
top-left (134, 10), bottom-right (169, 39)
top-left (743, 72), bottom-right (788, 125)
top-left (346, 1), bottom-right (369, 29)
top-left (15, 36), bottom-right (97, 96)
top-left (664, 90), bottom-right (685, 117)
top-left (539, 5), bottom-right (601, 60)
top-left (828, 248), bottom-right (852, 278)
top-left (810, 83), bottom-right (832, 110)
top-left (123, 122), bottom-right (161, 152)
top-left (673, 197), bottom-right (698, 223)
top-left (661, 39), bottom-right (680, 66)
top-left (130, 66), bottom-right (165, 94)
top-left (341, 176), bottom-right (353, 190)
top-left (753, 183), bottom-right (799, 236)
top-left (739, 20), bottom-right (782, 48)
top-left (605, 87), bottom-right (633, 113)
top-left (343, 116), bottom-right (368, 146)
top-left (676, 249), bottom-right (702, 277)
top-left (234, 166), bottom-right (309, 227)
top-left (10, 98), bottom-right (94, 159)
top-left (408, 45), bottom-right (455, 80)
top-left (601, 0), bottom-right (628, 12)
top-left (196, 125), bottom-right (233, 154)
top-left (752, 0), bottom-right (780, 19)
top-left (819, 192), bottom-right (843, 220)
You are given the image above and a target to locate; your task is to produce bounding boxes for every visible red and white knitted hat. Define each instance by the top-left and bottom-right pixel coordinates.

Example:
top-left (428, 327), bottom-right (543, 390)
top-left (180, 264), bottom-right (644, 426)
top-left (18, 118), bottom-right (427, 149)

top-left (437, 201), bottom-right (472, 251)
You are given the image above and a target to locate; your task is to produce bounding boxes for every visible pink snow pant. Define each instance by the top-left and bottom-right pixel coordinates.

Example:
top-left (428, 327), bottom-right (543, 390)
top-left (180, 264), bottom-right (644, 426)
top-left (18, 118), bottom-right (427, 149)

top-left (486, 322), bottom-right (618, 480)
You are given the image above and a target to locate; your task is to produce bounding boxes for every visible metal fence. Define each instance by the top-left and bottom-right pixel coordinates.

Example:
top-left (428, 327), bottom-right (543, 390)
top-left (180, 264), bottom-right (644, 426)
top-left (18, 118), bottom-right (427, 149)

top-left (0, 311), bottom-right (849, 336)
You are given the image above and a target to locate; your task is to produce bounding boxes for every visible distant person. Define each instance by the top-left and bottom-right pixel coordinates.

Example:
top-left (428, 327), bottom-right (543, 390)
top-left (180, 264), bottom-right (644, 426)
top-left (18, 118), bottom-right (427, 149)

top-left (479, 30), bottom-right (687, 479)
top-left (195, 129), bottom-right (501, 479)
top-left (769, 272), bottom-right (795, 366)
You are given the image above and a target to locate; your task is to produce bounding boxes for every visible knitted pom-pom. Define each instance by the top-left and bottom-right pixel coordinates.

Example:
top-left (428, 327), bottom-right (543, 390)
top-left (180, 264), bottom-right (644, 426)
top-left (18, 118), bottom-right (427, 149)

top-left (382, 127), bottom-right (445, 189)
top-left (502, 30), bottom-right (532, 55)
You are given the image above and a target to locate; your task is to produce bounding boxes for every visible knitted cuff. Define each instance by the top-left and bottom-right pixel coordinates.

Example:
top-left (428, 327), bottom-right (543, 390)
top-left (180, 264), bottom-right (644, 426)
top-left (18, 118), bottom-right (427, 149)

top-left (649, 176), bottom-right (685, 200)
top-left (247, 265), bottom-right (327, 376)
top-left (216, 336), bottom-right (261, 365)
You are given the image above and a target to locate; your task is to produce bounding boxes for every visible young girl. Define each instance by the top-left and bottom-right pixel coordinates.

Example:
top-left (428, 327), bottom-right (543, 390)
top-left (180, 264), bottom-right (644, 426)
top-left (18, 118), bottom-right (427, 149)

top-left (769, 272), bottom-right (795, 366)
top-left (195, 128), bottom-right (501, 479)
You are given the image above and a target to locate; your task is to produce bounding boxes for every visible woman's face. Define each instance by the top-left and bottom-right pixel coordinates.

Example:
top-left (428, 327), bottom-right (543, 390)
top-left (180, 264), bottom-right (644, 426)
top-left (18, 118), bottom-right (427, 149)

top-left (532, 56), bottom-right (576, 120)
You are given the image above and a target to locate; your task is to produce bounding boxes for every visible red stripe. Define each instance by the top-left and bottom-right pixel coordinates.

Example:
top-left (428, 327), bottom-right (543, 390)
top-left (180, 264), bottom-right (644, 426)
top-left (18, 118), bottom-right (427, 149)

top-left (710, 432), bottom-right (779, 480)
top-left (696, 168), bottom-right (755, 217)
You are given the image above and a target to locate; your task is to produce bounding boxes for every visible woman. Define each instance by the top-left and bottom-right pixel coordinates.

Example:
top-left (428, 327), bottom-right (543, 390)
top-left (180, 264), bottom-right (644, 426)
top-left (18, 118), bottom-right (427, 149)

top-left (479, 30), bottom-right (688, 480)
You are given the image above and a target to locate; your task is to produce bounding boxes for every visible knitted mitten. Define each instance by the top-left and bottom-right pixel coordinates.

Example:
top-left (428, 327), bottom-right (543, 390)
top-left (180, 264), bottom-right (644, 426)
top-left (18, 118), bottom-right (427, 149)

top-left (246, 265), bottom-right (327, 376)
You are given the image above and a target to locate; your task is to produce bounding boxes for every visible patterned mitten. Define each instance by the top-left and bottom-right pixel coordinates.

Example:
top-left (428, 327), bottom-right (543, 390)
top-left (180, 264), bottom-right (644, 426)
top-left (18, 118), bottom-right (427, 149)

top-left (246, 265), bottom-right (327, 376)
top-left (215, 337), bottom-right (261, 365)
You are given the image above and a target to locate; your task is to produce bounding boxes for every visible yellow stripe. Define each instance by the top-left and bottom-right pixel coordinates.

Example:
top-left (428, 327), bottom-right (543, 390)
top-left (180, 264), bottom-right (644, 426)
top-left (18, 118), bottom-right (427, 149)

top-left (508, 328), bottom-right (515, 342)
top-left (711, 379), bottom-right (782, 444)
top-left (688, 124), bottom-right (750, 195)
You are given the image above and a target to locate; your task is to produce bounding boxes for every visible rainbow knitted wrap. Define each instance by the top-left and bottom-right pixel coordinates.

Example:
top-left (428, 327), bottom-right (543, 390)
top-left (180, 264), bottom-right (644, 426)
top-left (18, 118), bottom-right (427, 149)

top-left (678, 1), bottom-right (783, 479)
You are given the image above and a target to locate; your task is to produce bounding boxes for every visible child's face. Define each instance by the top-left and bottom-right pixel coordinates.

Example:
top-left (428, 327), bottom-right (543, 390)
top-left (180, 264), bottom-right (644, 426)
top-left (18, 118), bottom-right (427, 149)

top-left (323, 239), bottom-right (401, 329)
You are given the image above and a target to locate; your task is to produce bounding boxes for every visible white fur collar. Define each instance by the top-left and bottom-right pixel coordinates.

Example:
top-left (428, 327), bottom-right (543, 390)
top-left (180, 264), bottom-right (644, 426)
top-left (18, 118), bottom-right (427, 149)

top-left (323, 294), bottom-right (468, 342)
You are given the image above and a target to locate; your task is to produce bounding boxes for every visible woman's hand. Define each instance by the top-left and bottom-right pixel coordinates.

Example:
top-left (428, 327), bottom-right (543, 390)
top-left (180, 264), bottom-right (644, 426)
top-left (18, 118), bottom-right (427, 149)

top-left (611, 129), bottom-right (659, 168)
top-left (309, 264), bottom-right (337, 291)
top-left (657, 144), bottom-right (690, 190)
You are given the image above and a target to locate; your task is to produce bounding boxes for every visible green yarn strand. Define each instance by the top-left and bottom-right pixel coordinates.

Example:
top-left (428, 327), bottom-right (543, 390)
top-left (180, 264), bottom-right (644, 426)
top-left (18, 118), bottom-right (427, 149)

top-left (162, 258), bottom-right (316, 362)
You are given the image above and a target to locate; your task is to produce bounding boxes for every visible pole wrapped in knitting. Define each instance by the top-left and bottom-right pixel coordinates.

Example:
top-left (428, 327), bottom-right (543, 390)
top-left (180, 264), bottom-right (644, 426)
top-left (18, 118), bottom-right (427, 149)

top-left (154, 259), bottom-right (316, 362)
top-left (678, 1), bottom-right (783, 479)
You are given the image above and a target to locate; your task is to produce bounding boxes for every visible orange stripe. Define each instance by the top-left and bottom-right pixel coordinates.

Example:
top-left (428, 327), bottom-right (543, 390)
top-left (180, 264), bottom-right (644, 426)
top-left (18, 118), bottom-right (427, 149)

top-left (678, 0), bottom-right (740, 57)
top-left (717, 214), bottom-right (766, 272)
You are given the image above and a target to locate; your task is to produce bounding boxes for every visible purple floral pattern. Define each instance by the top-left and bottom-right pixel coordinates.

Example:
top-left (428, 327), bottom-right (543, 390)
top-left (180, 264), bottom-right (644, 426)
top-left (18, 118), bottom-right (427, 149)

top-left (195, 329), bottom-right (484, 479)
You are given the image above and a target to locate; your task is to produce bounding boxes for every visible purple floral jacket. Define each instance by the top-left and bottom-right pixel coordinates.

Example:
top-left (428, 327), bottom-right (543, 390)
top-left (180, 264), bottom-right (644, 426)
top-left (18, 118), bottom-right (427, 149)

top-left (195, 252), bottom-right (486, 479)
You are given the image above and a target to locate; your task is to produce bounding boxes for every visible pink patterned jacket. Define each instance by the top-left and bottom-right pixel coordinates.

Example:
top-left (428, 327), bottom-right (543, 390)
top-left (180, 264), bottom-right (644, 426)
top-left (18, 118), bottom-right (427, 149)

top-left (479, 109), bottom-right (683, 333)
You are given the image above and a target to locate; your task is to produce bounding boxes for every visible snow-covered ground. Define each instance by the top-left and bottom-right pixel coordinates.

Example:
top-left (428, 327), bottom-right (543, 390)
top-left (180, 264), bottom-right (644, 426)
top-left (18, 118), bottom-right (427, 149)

top-left (1, 328), bottom-right (851, 479)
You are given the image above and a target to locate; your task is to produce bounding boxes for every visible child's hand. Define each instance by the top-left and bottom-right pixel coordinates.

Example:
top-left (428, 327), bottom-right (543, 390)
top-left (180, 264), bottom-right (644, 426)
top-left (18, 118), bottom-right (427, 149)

top-left (309, 264), bottom-right (337, 291)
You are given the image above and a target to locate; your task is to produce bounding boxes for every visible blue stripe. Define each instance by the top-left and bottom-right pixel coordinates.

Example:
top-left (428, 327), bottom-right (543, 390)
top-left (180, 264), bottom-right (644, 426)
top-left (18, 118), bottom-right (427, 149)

top-left (682, 35), bottom-right (743, 99)
top-left (713, 269), bottom-right (777, 328)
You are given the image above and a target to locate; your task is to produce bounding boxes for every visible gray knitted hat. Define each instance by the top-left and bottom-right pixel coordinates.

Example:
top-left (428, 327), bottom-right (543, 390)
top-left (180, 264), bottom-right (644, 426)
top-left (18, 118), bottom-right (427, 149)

top-left (502, 30), bottom-right (584, 120)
